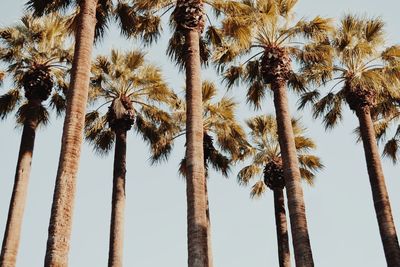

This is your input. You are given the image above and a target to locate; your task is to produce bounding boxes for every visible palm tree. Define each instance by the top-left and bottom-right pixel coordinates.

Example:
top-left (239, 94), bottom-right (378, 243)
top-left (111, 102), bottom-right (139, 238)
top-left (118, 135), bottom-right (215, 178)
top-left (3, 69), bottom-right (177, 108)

top-left (85, 49), bottom-right (176, 267)
top-left (238, 115), bottom-right (323, 267)
top-left (24, 0), bottom-right (125, 265)
top-left (0, 14), bottom-right (71, 267)
top-left (215, 1), bottom-right (332, 264)
top-left (299, 15), bottom-right (400, 265)
top-left (151, 81), bottom-right (250, 267)
top-left (114, 1), bottom-right (249, 265)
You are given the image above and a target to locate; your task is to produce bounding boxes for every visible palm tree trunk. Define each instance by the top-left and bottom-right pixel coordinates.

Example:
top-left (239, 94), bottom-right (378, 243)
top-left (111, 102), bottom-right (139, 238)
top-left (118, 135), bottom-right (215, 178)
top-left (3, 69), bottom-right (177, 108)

top-left (44, 1), bottom-right (98, 266)
top-left (272, 81), bottom-right (314, 267)
top-left (356, 107), bottom-right (400, 266)
top-left (273, 189), bottom-right (291, 267)
top-left (184, 27), bottom-right (209, 267)
top-left (108, 130), bottom-right (127, 267)
top-left (204, 180), bottom-right (213, 267)
top-left (0, 101), bottom-right (39, 267)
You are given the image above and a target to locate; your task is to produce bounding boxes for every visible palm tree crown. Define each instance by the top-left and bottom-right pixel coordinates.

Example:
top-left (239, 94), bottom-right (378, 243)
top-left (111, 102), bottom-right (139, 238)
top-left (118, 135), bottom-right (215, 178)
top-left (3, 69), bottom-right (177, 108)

top-left (299, 15), bottom-right (400, 125)
top-left (0, 14), bottom-right (72, 123)
top-left (216, 0), bottom-right (333, 104)
top-left (238, 115), bottom-right (323, 197)
top-left (85, 49), bottom-right (177, 152)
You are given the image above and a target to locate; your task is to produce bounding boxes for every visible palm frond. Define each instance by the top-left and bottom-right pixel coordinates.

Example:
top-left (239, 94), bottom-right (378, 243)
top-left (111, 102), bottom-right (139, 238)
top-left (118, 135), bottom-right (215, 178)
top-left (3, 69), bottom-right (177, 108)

top-left (49, 92), bottom-right (66, 117)
top-left (237, 164), bottom-right (261, 186)
top-left (0, 89), bottom-right (21, 119)
top-left (250, 180), bottom-right (266, 198)
top-left (383, 138), bottom-right (399, 164)
top-left (246, 81), bottom-right (266, 110)
top-left (16, 101), bottom-right (49, 126)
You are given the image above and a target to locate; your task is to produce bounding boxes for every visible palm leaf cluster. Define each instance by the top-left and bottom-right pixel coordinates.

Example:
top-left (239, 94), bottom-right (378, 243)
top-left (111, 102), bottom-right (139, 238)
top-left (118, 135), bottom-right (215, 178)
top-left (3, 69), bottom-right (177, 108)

top-left (0, 14), bottom-right (72, 123)
top-left (238, 115), bottom-right (323, 198)
top-left (85, 49), bottom-right (177, 154)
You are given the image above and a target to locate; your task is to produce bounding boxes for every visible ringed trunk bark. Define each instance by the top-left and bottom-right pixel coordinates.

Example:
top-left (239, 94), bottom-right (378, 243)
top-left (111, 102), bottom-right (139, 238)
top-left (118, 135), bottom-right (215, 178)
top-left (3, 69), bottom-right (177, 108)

top-left (356, 107), bottom-right (400, 266)
top-left (0, 102), bottom-right (39, 267)
top-left (272, 81), bottom-right (314, 266)
top-left (108, 130), bottom-right (127, 267)
top-left (184, 28), bottom-right (209, 267)
top-left (44, 1), bottom-right (98, 266)
top-left (273, 189), bottom-right (291, 267)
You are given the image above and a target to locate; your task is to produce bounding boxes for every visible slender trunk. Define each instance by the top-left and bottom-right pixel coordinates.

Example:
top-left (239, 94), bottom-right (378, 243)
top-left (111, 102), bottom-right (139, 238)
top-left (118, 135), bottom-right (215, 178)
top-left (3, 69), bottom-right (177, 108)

top-left (108, 130), bottom-right (127, 267)
top-left (356, 107), bottom-right (400, 266)
top-left (44, 1), bottom-right (98, 266)
top-left (272, 81), bottom-right (314, 267)
top-left (273, 189), bottom-right (291, 267)
top-left (204, 180), bottom-right (213, 267)
top-left (184, 29), bottom-right (209, 267)
top-left (0, 101), bottom-right (39, 267)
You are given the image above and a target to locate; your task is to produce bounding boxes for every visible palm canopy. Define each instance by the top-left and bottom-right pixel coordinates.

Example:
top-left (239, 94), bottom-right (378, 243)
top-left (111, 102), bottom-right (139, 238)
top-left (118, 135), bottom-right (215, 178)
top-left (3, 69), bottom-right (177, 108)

top-left (26, 0), bottom-right (115, 41)
top-left (112, 0), bottom-right (251, 69)
top-left (299, 15), bottom-right (400, 128)
top-left (0, 14), bottom-right (72, 124)
top-left (151, 81), bottom-right (250, 176)
top-left (84, 49), bottom-right (177, 154)
top-left (238, 115), bottom-right (323, 198)
top-left (213, 0), bottom-right (333, 105)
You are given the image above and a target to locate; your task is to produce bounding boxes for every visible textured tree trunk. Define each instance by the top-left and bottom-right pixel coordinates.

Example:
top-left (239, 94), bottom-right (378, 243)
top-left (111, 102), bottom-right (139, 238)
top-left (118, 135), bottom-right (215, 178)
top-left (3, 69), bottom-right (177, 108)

top-left (0, 101), bottom-right (39, 267)
top-left (184, 28), bottom-right (209, 267)
top-left (204, 180), bottom-right (213, 267)
top-left (108, 130), bottom-right (127, 267)
top-left (356, 107), bottom-right (400, 266)
top-left (273, 189), bottom-right (291, 267)
top-left (272, 81), bottom-right (314, 267)
top-left (44, 1), bottom-right (98, 266)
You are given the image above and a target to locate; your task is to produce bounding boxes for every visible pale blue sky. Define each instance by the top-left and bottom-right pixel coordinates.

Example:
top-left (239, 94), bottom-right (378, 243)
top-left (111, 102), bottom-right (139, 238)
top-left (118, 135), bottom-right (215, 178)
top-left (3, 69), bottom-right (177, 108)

top-left (1, 1), bottom-right (400, 266)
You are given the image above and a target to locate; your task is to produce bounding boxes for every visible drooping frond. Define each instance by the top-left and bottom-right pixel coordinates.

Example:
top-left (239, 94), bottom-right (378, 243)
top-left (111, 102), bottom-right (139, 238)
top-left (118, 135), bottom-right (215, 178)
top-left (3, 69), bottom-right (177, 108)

top-left (250, 180), bottom-right (266, 198)
top-left (237, 164), bottom-right (261, 186)
top-left (16, 102), bottom-right (49, 126)
top-left (49, 92), bottom-right (66, 117)
top-left (26, 0), bottom-right (75, 16)
top-left (0, 89), bottom-right (21, 119)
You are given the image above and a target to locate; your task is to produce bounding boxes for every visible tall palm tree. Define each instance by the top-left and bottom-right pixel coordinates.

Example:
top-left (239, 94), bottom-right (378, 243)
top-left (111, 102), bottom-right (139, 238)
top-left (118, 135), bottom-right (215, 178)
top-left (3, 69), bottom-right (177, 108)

top-left (215, 1), bottom-right (332, 265)
top-left (151, 81), bottom-right (250, 267)
top-left (85, 49), bottom-right (176, 267)
top-left (0, 14), bottom-right (71, 267)
top-left (24, 0), bottom-right (127, 265)
top-left (299, 15), bottom-right (400, 265)
top-left (238, 115), bottom-right (323, 267)
top-left (114, 1), bottom-right (249, 265)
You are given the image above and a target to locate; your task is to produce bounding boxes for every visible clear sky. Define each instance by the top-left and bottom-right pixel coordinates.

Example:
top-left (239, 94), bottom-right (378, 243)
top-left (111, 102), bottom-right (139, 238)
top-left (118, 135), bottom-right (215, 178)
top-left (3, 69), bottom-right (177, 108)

top-left (1, 0), bottom-right (400, 266)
